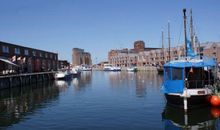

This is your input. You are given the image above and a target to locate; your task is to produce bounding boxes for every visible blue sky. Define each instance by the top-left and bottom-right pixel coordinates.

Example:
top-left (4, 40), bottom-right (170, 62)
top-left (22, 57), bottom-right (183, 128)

top-left (0, 0), bottom-right (219, 63)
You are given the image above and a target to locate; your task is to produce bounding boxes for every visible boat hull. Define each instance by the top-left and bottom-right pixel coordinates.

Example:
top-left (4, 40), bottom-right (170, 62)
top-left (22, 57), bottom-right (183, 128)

top-left (165, 94), bottom-right (211, 108)
top-left (157, 68), bottom-right (163, 74)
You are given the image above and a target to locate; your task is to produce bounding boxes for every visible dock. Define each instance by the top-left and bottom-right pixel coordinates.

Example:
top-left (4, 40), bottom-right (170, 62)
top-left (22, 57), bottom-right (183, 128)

top-left (0, 72), bottom-right (55, 89)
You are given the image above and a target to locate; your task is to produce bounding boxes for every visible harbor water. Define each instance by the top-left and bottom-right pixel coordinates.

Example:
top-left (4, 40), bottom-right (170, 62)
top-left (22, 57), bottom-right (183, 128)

top-left (0, 71), bottom-right (219, 129)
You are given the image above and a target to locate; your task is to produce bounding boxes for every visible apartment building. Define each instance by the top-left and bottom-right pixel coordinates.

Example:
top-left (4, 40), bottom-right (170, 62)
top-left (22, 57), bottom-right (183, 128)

top-left (0, 41), bottom-right (58, 74)
top-left (109, 41), bottom-right (220, 67)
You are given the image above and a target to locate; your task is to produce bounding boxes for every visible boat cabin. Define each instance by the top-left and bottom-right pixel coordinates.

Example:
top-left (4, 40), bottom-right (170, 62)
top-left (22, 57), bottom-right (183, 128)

top-left (163, 57), bottom-right (216, 93)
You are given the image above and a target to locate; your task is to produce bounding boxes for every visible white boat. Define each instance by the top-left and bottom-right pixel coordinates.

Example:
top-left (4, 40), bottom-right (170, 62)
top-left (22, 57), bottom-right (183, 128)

top-left (81, 65), bottom-right (92, 71)
top-left (103, 64), bottom-right (121, 71)
top-left (70, 67), bottom-right (81, 77)
top-left (127, 66), bottom-right (137, 72)
top-left (55, 70), bottom-right (72, 80)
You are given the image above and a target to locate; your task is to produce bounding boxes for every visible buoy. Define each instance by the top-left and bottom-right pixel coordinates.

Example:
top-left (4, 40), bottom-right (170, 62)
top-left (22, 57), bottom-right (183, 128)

top-left (211, 107), bottom-right (220, 118)
top-left (210, 95), bottom-right (220, 107)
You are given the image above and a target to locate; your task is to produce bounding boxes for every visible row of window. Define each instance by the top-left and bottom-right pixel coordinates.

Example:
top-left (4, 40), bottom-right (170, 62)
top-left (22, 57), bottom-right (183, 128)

top-left (1, 45), bottom-right (57, 60)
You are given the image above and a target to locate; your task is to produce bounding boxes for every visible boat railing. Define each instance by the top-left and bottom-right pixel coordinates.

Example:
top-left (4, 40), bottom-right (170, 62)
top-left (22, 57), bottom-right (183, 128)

top-left (186, 79), bottom-right (214, 89)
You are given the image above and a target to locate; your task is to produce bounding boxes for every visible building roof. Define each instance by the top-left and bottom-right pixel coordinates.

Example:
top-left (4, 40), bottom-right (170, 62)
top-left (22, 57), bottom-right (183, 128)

top-left (0, 41), bottom-right (58, 55)
top-left (164, 56), bottom-right (216, 68)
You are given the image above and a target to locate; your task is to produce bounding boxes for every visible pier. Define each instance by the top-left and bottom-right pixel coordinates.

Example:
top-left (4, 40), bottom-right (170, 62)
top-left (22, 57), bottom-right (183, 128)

top-left (0, 72), bottom-right (55, 89)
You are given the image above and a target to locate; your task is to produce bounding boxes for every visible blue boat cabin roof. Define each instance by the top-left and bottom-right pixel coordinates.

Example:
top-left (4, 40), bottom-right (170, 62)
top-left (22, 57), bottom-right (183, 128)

top-left (164, 56), bottom-right (216, 68)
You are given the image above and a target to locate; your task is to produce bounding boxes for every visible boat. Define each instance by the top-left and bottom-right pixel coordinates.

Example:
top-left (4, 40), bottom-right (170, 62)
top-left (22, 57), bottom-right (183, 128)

top-left (156, 65), bottom-right (164, 74)
top-left (157, 30), bottom-right (166, 75)
top-left (70, 67), bottom-right (81, 77)
top-left (80, 64), bottom-right (92, 71)
top-left (162, 9), bottom-right (217, 109)
top-left (103, 64), bottom-right (121, 71)
top-left (127, 66), bottom-right (137, 72)
top-left (55, 70), bottom-right (72, 80)
top-left (126, 50), bottom-right (137, 72)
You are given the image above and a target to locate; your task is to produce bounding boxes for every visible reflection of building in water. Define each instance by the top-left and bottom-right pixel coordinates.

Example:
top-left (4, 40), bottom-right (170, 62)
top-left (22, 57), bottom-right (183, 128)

top-left (108, 72), bottom-right (163, 97)
top-left (72, 72), bottom-right (92, 91)
top-left (0, 82), bottom-right (59, 127)
top-left (135, 72), bottom-right (163, 97)
top-left (108, 72), bottom-right (135, 88)
top-left (162, 105), bottom-right (219, 130)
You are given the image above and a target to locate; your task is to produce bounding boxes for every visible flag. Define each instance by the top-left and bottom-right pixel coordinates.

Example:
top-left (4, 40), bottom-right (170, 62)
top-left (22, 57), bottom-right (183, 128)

top-left (22, 57), bottom-right (26, 63)
top-left (17, 57), bottom-right (21, 61)
top-left (12, 55), bottom-right (16, 62)
top-left (189, 67), bottom-right (193, 73)
top-left (186, 38), bottom-right (196, 57)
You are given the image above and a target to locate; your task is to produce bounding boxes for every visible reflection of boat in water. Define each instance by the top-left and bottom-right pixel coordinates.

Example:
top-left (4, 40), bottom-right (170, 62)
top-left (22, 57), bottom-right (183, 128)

top-left (162, 105), bottom-right (219, 130)
top-left (55, 80), bottom-right (68, 87)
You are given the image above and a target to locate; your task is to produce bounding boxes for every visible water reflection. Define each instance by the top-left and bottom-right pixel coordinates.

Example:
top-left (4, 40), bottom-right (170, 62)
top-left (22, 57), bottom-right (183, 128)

top-left (0, 82), bottom-right (59, 128)
top-left (54, 80), bottom-right (69, 92)
top-left (72, 71), bottom-right (92, 91)
top-left (108, 71), bottom-right (163, 97)
top-left (162, 105), bottom-right (220, 130)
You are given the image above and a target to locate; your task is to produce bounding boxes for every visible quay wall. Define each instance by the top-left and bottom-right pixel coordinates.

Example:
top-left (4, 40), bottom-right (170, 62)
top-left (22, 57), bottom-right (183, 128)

top-left (0, 72), bottom-right (55, 90)
top-left (92, 66), bottom-right (157, 71)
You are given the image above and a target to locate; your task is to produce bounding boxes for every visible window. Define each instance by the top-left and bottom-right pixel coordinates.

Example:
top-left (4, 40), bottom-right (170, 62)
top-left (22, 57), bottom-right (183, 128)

top-left (50, 54), bottom-right (53, 59)
top-left (172, 68), bottom-right (183, 80)
top-left (24, 49), bottom-right (29, 55)
top-left (14, 48), bottom-right (20, 54)
top-left (45, 53), bottom-right (48, 58)
top-left (32, 51), bottom-right (36, 56)
top-left (165, 67), bottom-right (171, 80)
top-left (2, 46), bottom-right (9, 53)
top-left (39, 52), bottom-right (43, 57)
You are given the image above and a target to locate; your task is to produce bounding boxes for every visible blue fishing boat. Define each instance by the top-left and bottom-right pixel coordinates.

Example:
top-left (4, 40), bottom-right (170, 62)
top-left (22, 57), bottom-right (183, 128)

top-left (162, 9), bottom-right (217, 109)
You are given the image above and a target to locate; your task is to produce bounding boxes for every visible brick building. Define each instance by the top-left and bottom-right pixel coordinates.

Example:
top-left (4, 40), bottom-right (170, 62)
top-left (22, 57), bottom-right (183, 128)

top-left (58, 60), bottom-right (70, 69)
top-left (202, 42), bottom-right (220, 63)
top-left (108, 41), bottom-right (220, 67)
top-left (108, 40), bottom-right (159, 67)
top-left (72, 48), bottom-right (92, 66)
top-left (0, 41), bottom-right (58, 74)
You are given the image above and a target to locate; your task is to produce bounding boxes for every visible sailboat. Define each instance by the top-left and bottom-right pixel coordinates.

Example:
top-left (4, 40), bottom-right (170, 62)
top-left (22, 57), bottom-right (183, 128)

top-left (157, 30), bottom-right (166, 74)
top-left (126, 50), bottom-right (137, 72)
top-left (162, 9), bottom-right (217, 110)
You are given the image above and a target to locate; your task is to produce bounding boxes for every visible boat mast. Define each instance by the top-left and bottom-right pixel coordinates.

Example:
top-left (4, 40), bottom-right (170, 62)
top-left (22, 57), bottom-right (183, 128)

top-left (183, 9), bottom-right (187, 57)
top-left (168, 22), bottom-right (171, 61)
top-left (162, 31), bottom-right (165, 62)
top-left (183, 8), bottom-right (188, 112)
top-left (190, 9), bottom-right (195, 53)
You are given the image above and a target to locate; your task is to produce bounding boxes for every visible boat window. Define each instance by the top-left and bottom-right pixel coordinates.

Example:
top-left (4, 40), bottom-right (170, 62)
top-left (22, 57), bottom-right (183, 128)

top-left (172, 68), bottom-right (182, 80)
top-left (165, 67), bottom-right (171, 80)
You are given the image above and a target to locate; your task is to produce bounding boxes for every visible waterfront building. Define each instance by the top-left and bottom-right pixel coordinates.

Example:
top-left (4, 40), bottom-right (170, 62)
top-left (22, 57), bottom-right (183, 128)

top-left (202, 42), bottom-right (220, 63)
top-left (108, 41), bottom-right (220, 67)
top-left (58, 60), bottom-right (70, 69)
top-left (108, 40), bottom-right (159, 67)
top-left (72, 48), bottom-right (92, 66)
top-left (0, 41), bottom-right (58, 74)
